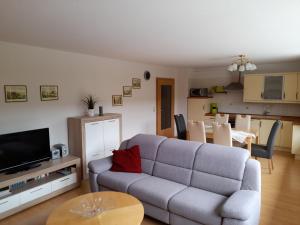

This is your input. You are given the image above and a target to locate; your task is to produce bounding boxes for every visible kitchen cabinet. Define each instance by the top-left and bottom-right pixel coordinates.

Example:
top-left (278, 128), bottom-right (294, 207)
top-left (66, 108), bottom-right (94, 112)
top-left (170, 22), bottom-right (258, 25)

top-left (283, 73), bottom-right (298, 102)
top-left (68, 114), bottom-right (122, 179)
top-left (243, 75), bottom-right (264, 102)
top-left (279, 121), bottom-right (293, 148)
top-left (187, 98), bottom-right (211, 121)
top-left (259, 119), bottom-right (277, 145)
top-left (244, 73), bottom-right (300, 104)
top-left (292, 124), bottom-right (300, 158)
top-left (251, 119), bottom-right (292, 149)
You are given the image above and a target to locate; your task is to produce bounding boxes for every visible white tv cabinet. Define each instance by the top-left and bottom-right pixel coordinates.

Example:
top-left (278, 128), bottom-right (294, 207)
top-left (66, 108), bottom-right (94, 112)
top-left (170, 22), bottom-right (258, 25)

top-left (0, 155), bottom-right (81, 220)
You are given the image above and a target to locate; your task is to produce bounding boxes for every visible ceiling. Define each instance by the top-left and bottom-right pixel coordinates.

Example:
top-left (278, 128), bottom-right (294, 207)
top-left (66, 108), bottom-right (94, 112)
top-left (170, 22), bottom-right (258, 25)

top-left (0, 0), bottom-right (300, 67)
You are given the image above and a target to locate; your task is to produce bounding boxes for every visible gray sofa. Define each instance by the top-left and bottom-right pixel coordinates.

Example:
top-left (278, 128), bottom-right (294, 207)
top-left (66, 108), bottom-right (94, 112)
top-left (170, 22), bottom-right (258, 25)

top-left (89, 134), bottom-right (261, 225)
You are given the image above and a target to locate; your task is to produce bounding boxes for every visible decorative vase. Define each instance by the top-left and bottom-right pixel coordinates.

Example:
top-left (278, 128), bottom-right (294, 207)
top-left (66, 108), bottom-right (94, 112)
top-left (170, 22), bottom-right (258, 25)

top-left (87, 109), bottom-right (95, 117)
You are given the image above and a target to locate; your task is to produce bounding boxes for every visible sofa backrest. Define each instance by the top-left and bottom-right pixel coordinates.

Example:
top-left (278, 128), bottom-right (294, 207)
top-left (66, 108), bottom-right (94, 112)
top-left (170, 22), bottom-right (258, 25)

top-left (191, 143), bottom-right (250, 196)
top-left (125, 134), bottom-right (167, 175)
top-left (153, 138), bottom-right (202, 185)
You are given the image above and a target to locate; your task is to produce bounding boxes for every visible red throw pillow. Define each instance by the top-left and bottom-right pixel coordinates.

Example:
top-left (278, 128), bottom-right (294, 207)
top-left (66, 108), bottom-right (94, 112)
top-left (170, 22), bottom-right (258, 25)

top-left (110, 145), bottom-right (142, 173)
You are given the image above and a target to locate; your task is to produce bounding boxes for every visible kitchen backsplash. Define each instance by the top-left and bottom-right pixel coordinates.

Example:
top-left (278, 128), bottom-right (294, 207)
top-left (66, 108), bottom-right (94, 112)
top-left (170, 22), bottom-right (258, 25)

top-left (211, 91), bottom-right (300, 117)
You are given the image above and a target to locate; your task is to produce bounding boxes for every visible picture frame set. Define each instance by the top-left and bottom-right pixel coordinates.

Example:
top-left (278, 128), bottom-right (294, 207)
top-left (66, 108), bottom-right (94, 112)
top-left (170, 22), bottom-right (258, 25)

top-left (3, 85), bottom-right (59, 103)
top-left (113, 78), bottom-right (141, 106)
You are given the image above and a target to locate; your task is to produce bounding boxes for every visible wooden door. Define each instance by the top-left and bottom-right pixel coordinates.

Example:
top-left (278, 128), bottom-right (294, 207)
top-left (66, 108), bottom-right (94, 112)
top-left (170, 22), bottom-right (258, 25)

top-left (243, 75), bottom-right (264, 102)
top-left (279, 121), bottom-right (293, 148)
top-left (156, 78), bottom-right (175, 137)
top-left (283, 73), bottom-right (298, 102)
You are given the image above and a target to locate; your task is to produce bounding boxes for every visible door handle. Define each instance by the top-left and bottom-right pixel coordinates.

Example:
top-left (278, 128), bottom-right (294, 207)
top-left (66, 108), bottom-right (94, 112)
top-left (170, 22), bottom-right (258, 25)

top-left (297, 92), bottom-right (298, 100)
top-left (261, 92), bottom-right (264, 98)
top-left (283, 92), bottom-right (286, 99)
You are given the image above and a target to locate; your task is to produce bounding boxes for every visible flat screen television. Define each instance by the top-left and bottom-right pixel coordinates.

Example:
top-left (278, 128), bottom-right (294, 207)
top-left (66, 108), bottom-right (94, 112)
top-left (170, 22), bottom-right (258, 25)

top-left (0, 128), bottom-right (51, 174)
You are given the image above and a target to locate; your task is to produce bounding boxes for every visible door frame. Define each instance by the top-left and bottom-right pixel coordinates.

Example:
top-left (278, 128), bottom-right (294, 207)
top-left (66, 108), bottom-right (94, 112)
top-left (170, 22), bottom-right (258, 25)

top-left (156, 77), bottom-right (175, 137)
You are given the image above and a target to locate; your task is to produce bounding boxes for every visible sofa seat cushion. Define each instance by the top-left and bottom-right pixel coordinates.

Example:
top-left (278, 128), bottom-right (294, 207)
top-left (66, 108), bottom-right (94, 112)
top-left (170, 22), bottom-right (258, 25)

top-left (128, 176), bottom-right (187, 210)
top-left (169, 187), bottom-right (227, 225)
top-left (97, 171), bottom-right (149, 192)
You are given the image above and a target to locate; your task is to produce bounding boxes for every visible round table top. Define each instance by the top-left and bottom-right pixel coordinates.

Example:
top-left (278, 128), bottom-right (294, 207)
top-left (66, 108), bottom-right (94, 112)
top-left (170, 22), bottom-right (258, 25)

top-left (46, 191), bottom-right (144, 225)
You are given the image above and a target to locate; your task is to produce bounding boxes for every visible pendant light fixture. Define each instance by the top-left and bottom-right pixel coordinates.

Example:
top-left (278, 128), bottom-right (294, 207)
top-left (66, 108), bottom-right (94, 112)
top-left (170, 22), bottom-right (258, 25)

top-left (226, 54), bottom-right (257, 90)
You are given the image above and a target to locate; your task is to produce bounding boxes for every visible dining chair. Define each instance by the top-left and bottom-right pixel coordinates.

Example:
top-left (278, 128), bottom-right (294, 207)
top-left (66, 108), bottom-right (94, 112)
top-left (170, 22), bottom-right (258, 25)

top-left (251, 120), bottom-right (281, 174)
top-left (212, 122), bottom-right (232, 147)
top-left (235, 114), bottom-right (251, 132)
top-left (187, 120), bottom-right (206, 143)
top-left (174, 114), bottom-right (187, 140)
top-left (215, 114), bottom-right (229, 124)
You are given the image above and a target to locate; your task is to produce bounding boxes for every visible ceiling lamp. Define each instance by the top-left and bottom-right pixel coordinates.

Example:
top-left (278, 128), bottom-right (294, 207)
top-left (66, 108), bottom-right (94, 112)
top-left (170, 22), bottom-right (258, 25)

top-left (225, 54), bottom-right (257, 90)
top-left (227, 55), bottom-right (257, 72)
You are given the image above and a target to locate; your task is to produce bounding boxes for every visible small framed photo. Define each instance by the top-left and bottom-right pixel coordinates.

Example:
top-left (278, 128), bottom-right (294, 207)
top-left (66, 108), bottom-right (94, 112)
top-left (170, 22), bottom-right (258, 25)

top-left (112, 95), bottom-right (123, 106)
top-left (4, 85), bottom-right (28, 103)
top-left (132, 78), bottom-right (141, 89)
top-left (40, 85), bottom-right (59, 101)
top-left (123, 86), bottom-right (132, 97)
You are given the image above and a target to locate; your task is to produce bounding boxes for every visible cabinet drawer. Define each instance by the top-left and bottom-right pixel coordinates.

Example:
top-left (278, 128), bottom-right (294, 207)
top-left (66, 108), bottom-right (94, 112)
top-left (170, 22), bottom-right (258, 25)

top-left (52, 173), bottom-right (77, 192)
top-left (20, 183), bottom-right (51, 204)
top-left (0, 194), bottom-right (20, 214)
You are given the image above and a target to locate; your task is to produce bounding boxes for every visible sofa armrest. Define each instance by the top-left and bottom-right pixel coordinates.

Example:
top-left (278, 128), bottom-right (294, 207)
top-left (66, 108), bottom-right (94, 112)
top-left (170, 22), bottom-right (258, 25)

top-left (221, 190), bottom-right (260, 221)
top-left (88, 156), bottom-right (113, 174)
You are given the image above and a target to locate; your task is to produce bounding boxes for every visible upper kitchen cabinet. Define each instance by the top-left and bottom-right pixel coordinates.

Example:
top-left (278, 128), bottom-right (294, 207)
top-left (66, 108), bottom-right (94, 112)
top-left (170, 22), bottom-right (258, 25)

top-left (244, 73), bottom-right (300, 104)
top-left (243, 75), bottom-right (264, 102)
top-left (263, 75), bottom-right (283, 101)
top-left (283, 73), bottom-right (298, 102)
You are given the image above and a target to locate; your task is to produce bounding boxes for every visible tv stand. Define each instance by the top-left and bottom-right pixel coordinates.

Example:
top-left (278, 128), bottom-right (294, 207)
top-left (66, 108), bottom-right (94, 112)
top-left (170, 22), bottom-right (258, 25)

top-left (5, 163), bottom-right (42, 175)
top-left (0, 155), bottom-right (81, 220)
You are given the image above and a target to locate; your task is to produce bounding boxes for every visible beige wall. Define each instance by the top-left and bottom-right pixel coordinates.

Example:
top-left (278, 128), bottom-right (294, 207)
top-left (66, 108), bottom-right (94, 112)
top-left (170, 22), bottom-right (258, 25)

top-left (188, 62), bottom-right (300, 116)
top-left (0, 42), bottom-right (187, 146)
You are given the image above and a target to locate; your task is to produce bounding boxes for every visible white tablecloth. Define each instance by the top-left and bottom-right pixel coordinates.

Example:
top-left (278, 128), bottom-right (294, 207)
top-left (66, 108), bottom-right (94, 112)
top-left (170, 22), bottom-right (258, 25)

top-left (205, 126), bottom-right (256, 143)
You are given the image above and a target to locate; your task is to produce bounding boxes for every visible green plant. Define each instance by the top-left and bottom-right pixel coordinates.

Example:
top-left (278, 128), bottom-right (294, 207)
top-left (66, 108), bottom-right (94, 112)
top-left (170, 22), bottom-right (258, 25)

top-left (82, 95), bottom-right (97, 109)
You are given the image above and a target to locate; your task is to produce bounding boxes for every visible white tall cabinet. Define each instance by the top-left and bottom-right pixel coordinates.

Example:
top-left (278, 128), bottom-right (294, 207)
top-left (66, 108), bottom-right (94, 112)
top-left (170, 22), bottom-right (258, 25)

top-left (68, 113), bottom-right (122, 179)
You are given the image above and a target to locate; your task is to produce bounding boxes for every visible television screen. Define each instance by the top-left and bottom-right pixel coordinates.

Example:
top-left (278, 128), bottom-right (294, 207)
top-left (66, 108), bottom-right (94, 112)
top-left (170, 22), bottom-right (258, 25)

top-left (0, 128), bottom-right (51, 173)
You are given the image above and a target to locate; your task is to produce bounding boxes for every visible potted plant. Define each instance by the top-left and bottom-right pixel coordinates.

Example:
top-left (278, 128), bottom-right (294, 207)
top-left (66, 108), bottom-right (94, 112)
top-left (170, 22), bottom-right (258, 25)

top-left (82, 95), bottom-right (97, 117)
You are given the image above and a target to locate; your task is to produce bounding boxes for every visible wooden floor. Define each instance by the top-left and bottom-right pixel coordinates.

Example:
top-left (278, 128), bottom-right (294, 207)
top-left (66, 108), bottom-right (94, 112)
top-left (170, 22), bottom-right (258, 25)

top-left (0, 151), bottom-right (299, 225)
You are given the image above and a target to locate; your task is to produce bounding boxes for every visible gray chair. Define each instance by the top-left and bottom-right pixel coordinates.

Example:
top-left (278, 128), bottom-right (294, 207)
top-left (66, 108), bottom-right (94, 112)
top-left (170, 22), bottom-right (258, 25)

top-left (251, 120), bottom-right (281, 174)
top-left (174, 114), bottom-right (187, 140)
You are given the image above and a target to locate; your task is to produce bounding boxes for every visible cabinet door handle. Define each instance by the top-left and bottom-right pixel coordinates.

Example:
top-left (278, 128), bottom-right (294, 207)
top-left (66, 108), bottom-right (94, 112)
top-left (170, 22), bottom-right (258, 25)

top-left (261, 92), bottom-right (264, 98)
top-left (297, 92), bottom-right (298, 100)
top-left (0, 201), bottom-right (8, 206)
top-left (107, 120), bottom-right (115, 123)
top-left (60, 177), bottom-right (70, 182)
top-left (30, 188), bottom-right (43, 194)
top-left (90, 123), bottom-right (99, 126)
top-left (283, 92), bottom-right (286, 99)
top-left (259, 121), bottom-right (262, 127)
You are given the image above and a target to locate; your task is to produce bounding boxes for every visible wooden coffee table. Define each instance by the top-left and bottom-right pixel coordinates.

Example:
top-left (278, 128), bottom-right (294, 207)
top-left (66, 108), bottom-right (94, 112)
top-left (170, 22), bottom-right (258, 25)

top-left (46, 191), bottom-right (144, 225)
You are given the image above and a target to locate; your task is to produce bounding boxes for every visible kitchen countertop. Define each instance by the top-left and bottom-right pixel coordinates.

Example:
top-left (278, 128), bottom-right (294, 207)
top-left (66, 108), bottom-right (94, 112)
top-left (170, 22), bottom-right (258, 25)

top-left (205, 112), bottom-right (300, 124)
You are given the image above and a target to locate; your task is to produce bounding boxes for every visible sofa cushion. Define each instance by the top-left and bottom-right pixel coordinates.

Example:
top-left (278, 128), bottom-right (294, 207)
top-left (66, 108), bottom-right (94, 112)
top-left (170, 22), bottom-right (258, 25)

top-left (191, 143), bottom-right (249, 196)
top-left (169, 187), bottom-right (227, 225)
top-left (97, 171), bottom-right (149, 192)
top-left (127, 134), bottom-right (167, 175)
top-left (153, 138), bottom-right (202, 185)
top-left (128, 176), bottom-right (187, 210)
top-left (110, 145), bottom-right (142, 173)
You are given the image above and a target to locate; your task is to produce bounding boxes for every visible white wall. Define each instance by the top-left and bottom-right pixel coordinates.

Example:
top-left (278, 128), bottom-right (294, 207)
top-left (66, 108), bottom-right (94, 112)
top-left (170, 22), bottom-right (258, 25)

top-left (0, 42), bottom-right (186, 146)
top-left (188, 61), bottom-right (300, 116)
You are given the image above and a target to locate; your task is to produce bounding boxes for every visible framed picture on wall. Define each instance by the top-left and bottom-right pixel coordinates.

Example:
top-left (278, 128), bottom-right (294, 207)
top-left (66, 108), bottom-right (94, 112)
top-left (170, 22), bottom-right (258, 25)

top-left (112, 95), bottom-right (123, 106)
top-left (123, 86), bottom-right (132, 97)
top-left (132, 78), bottom-right (141, 89)
top-left (40, 85), bottom-right (59, 101)
top-left (4, 85), bottom-right (28, 103)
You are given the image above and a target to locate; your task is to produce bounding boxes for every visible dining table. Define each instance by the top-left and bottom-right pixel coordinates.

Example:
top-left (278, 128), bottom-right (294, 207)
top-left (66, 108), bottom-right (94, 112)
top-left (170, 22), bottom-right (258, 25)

top-left (204, 125), bottom-right (258, 154)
